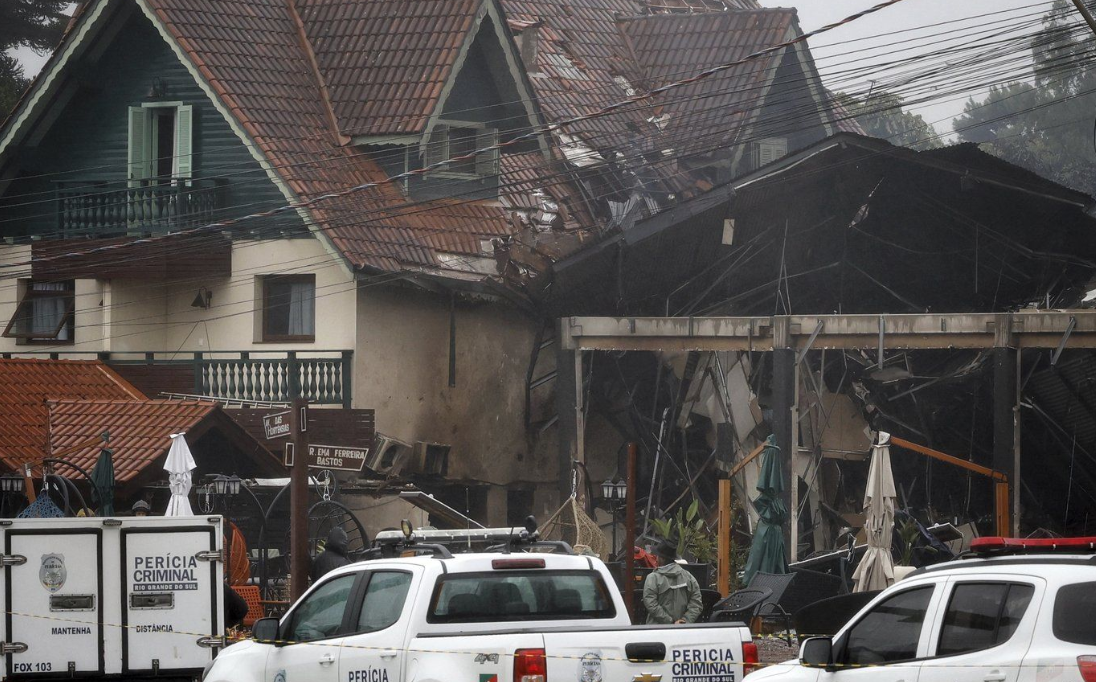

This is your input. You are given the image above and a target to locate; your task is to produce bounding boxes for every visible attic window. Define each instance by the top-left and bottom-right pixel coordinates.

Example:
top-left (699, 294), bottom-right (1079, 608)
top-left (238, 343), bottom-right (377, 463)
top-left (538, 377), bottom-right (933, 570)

top-left (3, 280), bottom-right (75, 344)
top-left (545, 52), bottom-right (587, 81)
top-left (424, 121), bottom-right (500, 179)
top-left (754, 137), bottom-right (788, 168)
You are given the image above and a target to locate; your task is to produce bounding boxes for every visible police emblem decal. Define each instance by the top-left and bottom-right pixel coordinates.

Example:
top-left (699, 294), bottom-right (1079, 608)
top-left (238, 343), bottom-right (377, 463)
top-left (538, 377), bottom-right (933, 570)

top-left (579, 652), bottom-right (603, 682)
top-left (39, 554), bottom-right (66, 593)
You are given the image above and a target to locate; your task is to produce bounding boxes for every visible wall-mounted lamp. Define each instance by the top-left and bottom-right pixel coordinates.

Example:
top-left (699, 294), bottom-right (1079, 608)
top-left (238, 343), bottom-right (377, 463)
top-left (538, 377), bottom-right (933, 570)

top-left (191, 287), bottom-right (213, 309)
top-left (148, 77), bottom-right (168, 99)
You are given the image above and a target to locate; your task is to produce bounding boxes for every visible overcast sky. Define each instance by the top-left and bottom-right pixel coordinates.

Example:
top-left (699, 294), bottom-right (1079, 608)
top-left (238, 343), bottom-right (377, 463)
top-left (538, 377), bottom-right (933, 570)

top-left (10, 0), bottom-right (1057, 138)
top-left (758, 0), bottom-right (1055, 135)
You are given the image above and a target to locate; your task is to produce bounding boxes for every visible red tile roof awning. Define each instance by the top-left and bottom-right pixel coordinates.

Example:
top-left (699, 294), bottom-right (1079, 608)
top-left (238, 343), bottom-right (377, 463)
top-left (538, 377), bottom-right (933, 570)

top-left (0, 359), bottom-right (145, 473)
top-left (47, 399), bottom-right (283, 484)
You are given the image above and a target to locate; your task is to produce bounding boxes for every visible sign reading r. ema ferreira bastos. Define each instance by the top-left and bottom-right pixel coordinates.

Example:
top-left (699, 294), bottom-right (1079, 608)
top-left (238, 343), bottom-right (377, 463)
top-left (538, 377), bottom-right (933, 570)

top-left (301, 444), bottom-right (370, 472)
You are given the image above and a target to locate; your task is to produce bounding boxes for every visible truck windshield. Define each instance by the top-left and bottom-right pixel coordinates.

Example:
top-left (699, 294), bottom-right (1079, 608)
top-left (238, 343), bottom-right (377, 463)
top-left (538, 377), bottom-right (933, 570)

top-left (428, 570), bottom-right (616, 623)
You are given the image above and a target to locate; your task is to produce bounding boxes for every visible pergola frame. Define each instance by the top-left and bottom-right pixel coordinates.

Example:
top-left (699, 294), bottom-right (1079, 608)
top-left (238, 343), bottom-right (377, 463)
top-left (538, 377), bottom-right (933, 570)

top-left (556, 311), bottom-right (1096, 560)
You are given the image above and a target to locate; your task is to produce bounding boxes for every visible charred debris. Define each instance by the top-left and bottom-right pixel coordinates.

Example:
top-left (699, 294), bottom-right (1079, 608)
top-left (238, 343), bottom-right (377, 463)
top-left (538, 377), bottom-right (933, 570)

top-left (539, 133), bottom-right (1096, 558)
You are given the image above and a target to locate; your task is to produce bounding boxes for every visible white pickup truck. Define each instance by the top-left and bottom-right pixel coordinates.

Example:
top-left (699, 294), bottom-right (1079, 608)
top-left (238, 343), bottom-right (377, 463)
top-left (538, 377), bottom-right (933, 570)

top-left (204, 527), bottom-right (756, 682)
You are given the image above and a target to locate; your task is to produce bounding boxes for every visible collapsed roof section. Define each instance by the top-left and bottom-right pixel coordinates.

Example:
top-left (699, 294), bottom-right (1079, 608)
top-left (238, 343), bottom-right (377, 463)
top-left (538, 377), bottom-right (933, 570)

top-left (551, 132), bottom-right (1096, 316)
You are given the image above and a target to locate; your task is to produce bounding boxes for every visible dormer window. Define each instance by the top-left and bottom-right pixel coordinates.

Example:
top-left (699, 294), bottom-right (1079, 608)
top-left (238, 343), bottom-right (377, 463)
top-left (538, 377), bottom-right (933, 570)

top-left (424, 121), bottom-right (499, 179)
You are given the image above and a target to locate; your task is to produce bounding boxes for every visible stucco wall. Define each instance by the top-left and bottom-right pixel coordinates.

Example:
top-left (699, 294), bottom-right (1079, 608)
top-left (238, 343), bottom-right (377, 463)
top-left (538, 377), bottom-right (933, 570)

top-left (354, 284), bottom-right (558, 490)
top-left (0, 238), bottom-right (356, 355)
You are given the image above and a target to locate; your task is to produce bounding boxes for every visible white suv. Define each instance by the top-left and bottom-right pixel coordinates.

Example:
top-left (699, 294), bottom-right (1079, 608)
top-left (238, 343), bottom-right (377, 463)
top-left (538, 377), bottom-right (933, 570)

top-left (746, 537), bottom-right (1096, 682)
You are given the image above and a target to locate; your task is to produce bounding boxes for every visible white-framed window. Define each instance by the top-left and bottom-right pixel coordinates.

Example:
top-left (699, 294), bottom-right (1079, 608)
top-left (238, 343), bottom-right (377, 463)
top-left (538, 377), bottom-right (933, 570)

top-left (128, 102), bottom-right (194, 182)
top-left (754, 137), bottom-right (788, 169)
top-left (3, 280), bottom-right (75, 344)
top-left (423, 120), bottom-right (499, 179)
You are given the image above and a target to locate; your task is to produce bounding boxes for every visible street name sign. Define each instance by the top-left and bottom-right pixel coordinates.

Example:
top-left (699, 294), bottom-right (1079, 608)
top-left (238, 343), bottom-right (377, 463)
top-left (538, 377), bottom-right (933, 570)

top-left (306, 444), bottom-right (369, 472)
top-left (262, 410), bottom-right (292, 439)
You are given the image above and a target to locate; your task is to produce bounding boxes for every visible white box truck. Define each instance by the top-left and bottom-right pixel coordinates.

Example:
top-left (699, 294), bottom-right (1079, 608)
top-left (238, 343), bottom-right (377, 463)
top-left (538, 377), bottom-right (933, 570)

top-left (0, 516), bottom-right (224, 681)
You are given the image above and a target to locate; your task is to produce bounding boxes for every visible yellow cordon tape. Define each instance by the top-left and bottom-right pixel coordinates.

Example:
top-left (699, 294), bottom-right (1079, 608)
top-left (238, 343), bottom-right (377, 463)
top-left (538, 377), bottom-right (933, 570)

top-left (5, 610), bottom-right (1089, 669)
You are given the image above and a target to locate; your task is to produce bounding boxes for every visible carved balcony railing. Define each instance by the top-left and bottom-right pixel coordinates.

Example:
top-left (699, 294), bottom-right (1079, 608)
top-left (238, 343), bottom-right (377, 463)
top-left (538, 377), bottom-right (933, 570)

top-left (0, 350), bottom-right (353, 408)
top-left (55, 178), bottom-right (227, 236)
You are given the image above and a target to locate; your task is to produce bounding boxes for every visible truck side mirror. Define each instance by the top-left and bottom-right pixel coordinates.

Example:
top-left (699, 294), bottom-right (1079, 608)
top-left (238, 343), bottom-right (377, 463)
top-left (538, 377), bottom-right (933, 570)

top-left (251, 617), bottom-right (280, 645)
top-left (800, 637), bottom-right (833, 669)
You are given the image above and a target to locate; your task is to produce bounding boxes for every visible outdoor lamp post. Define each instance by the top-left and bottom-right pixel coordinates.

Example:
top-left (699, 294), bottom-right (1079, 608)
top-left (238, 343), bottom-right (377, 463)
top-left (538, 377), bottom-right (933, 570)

top-left (0, 472), bottom-right (24, 518)
top-left (602, 477), bottom-right (628, 557)
top-left (0, 473), bottom-right (24, 494)
top-left (211, 474), bottom-right (243, 582)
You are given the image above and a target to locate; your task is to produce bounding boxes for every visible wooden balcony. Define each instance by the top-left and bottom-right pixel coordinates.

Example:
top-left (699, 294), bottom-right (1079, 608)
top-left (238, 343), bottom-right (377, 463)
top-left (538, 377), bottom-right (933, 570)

top-left (0, 350), bottom-right (354, 408)
top-left (55, 178), bottom-right (227, 237)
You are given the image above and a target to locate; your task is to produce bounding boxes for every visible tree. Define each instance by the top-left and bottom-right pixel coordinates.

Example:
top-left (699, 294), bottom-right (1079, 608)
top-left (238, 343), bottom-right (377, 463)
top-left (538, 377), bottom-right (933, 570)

top-left (953, 0), bottom-right (1096, 195)
top-left (0, 55), bottom-right (29, 119)
top-left (0, 0), bottom-right (68, 119)
top-left (834, 90), bottom-right (941, 151)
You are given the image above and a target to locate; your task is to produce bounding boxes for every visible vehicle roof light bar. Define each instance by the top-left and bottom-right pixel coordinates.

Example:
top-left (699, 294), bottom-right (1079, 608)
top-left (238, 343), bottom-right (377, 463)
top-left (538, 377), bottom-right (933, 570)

top-left (971, 536), bottom-right (1096, 555)
top-left (375, 527), bottom-right (527, 545)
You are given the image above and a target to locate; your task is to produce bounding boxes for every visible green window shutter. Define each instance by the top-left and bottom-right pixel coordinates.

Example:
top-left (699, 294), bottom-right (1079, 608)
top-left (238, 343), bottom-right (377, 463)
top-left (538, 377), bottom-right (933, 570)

top-left (127, 107), bottom-right (151, 182)
top-left (475, 127), bottom-right (499, 178)
top-left (174, 104), bottom-right (194, 179)
top-left (424, 124), bottom-right (449, 169)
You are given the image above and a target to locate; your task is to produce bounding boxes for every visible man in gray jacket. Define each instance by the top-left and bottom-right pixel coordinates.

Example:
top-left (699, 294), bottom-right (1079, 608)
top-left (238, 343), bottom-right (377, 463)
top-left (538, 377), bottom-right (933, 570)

top-left (643, 539), bottom-right (703, 624)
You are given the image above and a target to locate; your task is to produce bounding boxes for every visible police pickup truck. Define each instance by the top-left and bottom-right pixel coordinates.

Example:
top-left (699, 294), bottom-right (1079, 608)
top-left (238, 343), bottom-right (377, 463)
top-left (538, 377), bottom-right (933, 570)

top-left (0, 516), bottom-right (224, 681)
top-left (205, 524), bottom-right (756, 682)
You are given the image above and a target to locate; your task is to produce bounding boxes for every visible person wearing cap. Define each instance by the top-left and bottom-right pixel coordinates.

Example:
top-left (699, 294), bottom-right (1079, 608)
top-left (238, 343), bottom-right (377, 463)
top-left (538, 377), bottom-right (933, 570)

top-left (642, 539), bottom-right (702, 625)
top-left (131, 500), bottom-right (150, 517)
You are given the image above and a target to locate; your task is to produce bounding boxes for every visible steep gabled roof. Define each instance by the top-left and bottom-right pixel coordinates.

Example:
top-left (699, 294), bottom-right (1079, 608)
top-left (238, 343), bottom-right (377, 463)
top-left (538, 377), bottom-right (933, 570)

top-left (4, 0), bottom-right (833, 284)
top-left (0, 359), bottom-right (145, 472)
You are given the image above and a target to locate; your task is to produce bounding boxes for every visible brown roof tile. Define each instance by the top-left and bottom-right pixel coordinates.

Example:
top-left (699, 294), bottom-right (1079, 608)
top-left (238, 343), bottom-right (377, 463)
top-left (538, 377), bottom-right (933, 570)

top-left (47, 399), bottom-right (281, 483)
top-left (614, 9), bottom-right (796, 156)
top-left (297, 0), bottom-right (481, 136)
top-left (0, 360), bottom-right (145, 473)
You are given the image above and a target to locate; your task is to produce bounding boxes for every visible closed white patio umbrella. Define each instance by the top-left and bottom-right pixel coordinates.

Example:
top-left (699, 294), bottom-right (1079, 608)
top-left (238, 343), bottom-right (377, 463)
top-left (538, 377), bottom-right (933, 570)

top-left (164, 433), bottom-right (197, 517)
top-left (852, 431), bottom-right (897, 592)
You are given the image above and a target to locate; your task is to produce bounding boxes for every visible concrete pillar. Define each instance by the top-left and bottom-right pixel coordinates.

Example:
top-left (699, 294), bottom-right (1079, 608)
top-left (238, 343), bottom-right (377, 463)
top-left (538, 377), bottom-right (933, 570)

top-left (555, 333), bottom-right (585, 506)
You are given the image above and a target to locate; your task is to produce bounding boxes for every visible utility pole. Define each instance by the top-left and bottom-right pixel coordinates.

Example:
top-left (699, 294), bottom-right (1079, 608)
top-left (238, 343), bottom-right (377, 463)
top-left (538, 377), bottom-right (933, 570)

top-left (289, 397), bottom-right (309, 601)
top-left (1071, 0), bottom-right (1096, 37)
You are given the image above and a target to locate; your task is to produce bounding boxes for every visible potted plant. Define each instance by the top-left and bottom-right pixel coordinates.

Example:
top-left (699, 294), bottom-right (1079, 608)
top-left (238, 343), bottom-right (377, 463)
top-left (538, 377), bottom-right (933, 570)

top-left (651, 499), bottom-right (716, 586)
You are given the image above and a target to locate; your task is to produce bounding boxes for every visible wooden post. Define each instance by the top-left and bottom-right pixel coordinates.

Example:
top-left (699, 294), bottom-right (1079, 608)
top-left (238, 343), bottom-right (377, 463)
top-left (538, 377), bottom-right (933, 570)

top-left (289, 397), bottom-right (309, 601)
top-left (993, 346), bottom-right (1016, 537)
top-left (718, 478), bottom-right (732, 597)
top-left (624, 442), bottom-right (637, 621)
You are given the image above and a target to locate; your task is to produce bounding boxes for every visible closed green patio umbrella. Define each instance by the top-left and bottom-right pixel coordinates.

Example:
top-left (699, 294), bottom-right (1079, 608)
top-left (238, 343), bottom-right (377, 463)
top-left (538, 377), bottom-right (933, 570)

top-left (743, 434), bottom-right (788, 585)
top-left (90, 447), bottom-right (115, 516)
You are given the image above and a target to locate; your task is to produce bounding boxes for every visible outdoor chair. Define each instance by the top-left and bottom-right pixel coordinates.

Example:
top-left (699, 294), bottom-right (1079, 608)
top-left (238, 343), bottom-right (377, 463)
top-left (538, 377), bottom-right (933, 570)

top-left (709, 587), bottom-right (773, 626)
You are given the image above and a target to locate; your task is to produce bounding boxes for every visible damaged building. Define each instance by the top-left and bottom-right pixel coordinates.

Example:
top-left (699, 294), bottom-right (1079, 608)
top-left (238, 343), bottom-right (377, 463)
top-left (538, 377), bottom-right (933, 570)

top-left (550, 133), bottom-right (1096, 559)
top-left (2, 0), bottom-right (1095, 562)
